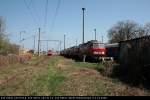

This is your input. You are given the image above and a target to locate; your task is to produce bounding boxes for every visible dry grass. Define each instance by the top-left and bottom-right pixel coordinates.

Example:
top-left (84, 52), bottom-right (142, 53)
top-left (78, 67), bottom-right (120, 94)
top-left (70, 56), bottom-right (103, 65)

top-left (58, 67), bottom-right (150, 96)
top-left (0, 56), bottom-right (49, 96)
top-left (0, 54), bottom-right (32, 67)
top-left (55, 57), bottom-right (150, 96)
top-left (0, 56), bottom-right (150, 96)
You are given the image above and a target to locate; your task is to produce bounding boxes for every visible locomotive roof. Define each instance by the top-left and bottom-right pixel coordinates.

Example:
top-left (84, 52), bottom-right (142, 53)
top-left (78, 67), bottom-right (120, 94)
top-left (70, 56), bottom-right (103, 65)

top-left (105, 43), bottom-right (119, 47)
top-left (87, 40), bottom-right (99, 43)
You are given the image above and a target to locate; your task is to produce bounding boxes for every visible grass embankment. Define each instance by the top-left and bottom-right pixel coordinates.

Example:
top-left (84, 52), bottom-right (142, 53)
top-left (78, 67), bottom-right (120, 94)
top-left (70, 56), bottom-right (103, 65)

top-left (56, 58), bottom-right (150, 96)
top-left (0, 56), bottom-right (65, 96)
top-left (0, 56), bottom-right (149, 96)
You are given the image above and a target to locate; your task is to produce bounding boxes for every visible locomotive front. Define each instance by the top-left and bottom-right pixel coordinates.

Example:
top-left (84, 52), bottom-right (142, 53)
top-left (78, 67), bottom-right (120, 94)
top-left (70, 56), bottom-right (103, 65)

top-left (90, 42), bottom-right (106, 57)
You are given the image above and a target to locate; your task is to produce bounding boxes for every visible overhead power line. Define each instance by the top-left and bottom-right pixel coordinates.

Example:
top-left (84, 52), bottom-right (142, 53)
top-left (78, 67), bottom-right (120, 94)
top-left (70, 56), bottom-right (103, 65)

top-left (44, 0), bottom-right (49, 28)
top-left (23, 0), bottom-right (38, 26)
top-left (50, 0), bottom-right (61, 32)
top-left (28, 0), bottom-right (32, 7)
top-left (30, 0), bottom-right (41, 22)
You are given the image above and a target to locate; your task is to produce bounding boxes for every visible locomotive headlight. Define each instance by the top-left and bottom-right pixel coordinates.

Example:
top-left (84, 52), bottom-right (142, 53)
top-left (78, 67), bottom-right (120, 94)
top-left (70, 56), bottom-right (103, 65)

top-left (93, 51), bottom-right (98, 54)
top-left (101, 52), bottom-right (105, 54)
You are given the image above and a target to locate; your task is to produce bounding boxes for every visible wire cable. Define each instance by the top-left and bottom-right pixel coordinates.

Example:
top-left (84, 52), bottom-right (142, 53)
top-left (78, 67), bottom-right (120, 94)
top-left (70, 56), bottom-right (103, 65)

top-left (44, 0), bottom-right (49, 28)
top-left (23, 0), bottom-right (38, 26)
top-left (30, 0), bottom-right (41, 22)
top-left (50, 0), bottom-right (61, 32)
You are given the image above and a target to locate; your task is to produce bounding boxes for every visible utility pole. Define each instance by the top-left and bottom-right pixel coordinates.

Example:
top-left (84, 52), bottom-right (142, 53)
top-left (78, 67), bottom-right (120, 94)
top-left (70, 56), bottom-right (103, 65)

top-left (19, 31), bottom-right (26, 42)
top-left (38, 28), bottom-right (41, 56)
top-left (60, 41), bottom-right (61, 52)
top-left (19, 31), bottom-right (25, 55)
top-left (33, 35), bottom-right (35, 51)
top-left (47, 41), bottom-right (48, 52)
top-left (20, 32), bottom-right (21, 42)
top-left (94, 29), bottom-right (96, 40)
top-left (64, 34), bottom-right (66, 50)
top-left (102, 36), bottom-right (103, 43)
top-left (82, 8), bottom-right (85, 44)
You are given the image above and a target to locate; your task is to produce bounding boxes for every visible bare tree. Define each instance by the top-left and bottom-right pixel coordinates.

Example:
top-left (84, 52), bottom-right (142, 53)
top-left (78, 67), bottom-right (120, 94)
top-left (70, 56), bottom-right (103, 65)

top-left (144, 22), bottom-right (150, 35)
top-left (0, 16), bottom-right (6, 50)
top-left (135, 25), bottom-right (146, 37)
top-left (0, 16), bottom-right (5, 34)
top-left (0, 17), bottom-right (19, 55)
top-left (107, 20), bottom-right (146, 43)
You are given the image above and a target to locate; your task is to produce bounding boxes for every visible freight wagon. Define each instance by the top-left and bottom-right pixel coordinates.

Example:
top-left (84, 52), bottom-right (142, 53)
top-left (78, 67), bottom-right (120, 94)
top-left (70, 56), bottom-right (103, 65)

top-left (105, 43), bottom-right (119, 60)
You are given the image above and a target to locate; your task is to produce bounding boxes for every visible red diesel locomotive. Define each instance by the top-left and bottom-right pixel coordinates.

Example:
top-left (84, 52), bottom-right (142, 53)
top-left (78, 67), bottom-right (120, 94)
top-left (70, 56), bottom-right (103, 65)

top-left (79, 40), bottom-right (106, 59)
top-left (60, 40), bottom-right (106, 61)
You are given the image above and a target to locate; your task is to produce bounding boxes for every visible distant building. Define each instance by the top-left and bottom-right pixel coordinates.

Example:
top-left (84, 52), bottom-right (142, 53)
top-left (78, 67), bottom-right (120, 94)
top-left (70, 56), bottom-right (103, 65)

top-left (19, 47), bottom-right (28, 55)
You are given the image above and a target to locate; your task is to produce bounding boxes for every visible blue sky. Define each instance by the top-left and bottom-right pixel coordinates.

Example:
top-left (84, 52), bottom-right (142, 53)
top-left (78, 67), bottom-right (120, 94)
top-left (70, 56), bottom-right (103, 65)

top-left (0, 0), bottom-right (150, 51)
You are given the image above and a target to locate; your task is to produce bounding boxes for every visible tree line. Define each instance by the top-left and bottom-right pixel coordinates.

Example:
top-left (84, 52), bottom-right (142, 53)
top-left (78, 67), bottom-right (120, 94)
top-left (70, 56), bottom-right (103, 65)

top-left (107, 20), bottom-right (150, 43)
top-left (0, 16), bottom-right (19, 55)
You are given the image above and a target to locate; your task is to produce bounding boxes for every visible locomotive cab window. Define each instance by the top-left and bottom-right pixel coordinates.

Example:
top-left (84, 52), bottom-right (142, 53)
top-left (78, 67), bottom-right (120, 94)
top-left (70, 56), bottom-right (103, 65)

top-left (92, 43), bottom-right (100, 48)
top-left (92, 43), bottom-right (105, 48)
